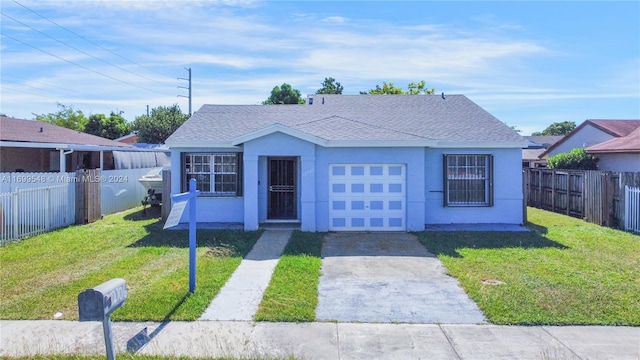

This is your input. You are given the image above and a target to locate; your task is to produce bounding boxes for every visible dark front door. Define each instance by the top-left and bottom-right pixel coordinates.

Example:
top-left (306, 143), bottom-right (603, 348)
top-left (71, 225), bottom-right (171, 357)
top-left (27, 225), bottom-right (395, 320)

top-left (268, 157), bottom-right (297, 219)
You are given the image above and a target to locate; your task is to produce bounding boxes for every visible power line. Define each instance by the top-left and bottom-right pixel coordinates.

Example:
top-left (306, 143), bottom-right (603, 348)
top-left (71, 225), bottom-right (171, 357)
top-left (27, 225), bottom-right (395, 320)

top-left (1, 85), bottom-right (66, 100)
top-left (1, 32), bottom-right (171, 97)
top-left (2, 78), bottom-right (79, 98)
top-left (12, 0), bottom-right (176, 81)
top-left (1, 11), bottom-right (171, 88)
top-left (3, 73), bottom-right (81, 96)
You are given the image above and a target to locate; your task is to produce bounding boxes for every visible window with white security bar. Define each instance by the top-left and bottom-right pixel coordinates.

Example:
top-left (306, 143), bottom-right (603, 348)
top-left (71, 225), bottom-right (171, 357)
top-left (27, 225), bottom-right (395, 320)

top-left (183, 153), bottom-right (242, 196)
top-left (443, 154), bottom-right (493, 207)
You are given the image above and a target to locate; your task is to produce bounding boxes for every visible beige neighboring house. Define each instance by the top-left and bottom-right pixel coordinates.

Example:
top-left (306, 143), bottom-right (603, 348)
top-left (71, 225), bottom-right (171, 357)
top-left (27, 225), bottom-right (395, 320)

top-left (586, 126), bottom-right (640, 172)
top-left (539, 119), bottom-right (640, 172)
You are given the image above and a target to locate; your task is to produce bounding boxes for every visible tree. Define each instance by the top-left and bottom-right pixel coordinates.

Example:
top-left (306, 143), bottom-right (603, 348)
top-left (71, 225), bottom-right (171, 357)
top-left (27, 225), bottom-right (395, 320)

top-left (316, 77), bottom-right (343, 94)
top-left (263, 83), bottom-right (305, 104)
top-left (362, 80), bottom-right (435, 95)
top-left (132, 104), bottom-right (189, 144)
top-left (85, 112), bottom-right (130, 140)
top-left (35, 103), bottom-right (88, 131)
top-left (406, 80), bottom-right (435, 95)
top-left (531, 121), bottom-right (576, 136)
top-left (547, 148), bottom-right (598, 170)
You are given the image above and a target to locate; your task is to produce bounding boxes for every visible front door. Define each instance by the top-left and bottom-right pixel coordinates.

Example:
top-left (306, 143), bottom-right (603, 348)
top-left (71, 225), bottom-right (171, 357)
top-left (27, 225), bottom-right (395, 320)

top-left (268, 157), bottom-right (297, 219)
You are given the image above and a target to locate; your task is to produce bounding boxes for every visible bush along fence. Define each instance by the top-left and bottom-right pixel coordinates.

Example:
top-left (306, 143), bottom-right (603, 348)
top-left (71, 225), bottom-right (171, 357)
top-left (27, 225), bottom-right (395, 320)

top-left (524, 169), bottom-right (640, 233)
top-left (0, 168), bottom-right (156, 244)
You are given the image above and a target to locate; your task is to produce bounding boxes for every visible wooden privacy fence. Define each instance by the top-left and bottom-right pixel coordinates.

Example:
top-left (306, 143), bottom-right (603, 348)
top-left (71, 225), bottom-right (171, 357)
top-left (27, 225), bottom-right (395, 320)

top-left (525, 169), bottom-right (640, 231)
top-left (75, 169), bottom-right (102, 224)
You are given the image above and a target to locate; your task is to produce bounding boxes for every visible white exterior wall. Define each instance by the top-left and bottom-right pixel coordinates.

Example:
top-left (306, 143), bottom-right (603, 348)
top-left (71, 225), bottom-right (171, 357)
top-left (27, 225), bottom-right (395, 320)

top-left (546, 125), bottom-right (614, 158)
top-left (424, 148), bottom-right (524, 224)
top-left (595, 153), bottom-right (640, 172)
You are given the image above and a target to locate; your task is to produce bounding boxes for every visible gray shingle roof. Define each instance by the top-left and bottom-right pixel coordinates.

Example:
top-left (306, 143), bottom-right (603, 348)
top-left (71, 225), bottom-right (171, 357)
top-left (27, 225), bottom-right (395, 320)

top-left (166, 94), bottom-right (524, 147)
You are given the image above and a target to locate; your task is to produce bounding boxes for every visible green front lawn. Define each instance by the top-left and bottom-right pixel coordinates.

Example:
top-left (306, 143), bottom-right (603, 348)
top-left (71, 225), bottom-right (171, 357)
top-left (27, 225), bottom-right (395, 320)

top-left (416, 207), bottom-right (640, 325)
top-left (0, 207), bottom-right (261, 321)
top-left (3, 204), bottom-right (637, 326)
top-left (254, 231), bottom-right (324, 322)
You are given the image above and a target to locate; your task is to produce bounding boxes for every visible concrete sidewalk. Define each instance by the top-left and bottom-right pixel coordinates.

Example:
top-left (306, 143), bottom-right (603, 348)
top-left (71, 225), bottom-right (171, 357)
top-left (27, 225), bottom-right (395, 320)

top-left (1, 320), bottom-right (638, 359)
top-left (199, 230), bottom-right (292, 321)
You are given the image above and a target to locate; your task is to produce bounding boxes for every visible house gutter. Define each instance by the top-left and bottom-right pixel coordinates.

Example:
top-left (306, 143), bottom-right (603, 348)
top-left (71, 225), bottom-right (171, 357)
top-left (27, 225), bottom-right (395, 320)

top-left (60, 149), bottom-right (74, 173)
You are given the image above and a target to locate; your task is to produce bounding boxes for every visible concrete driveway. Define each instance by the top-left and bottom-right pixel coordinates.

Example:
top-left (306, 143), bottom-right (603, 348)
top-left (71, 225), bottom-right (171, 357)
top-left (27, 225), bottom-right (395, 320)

top-left (315, 232), bottom-right (486, 324)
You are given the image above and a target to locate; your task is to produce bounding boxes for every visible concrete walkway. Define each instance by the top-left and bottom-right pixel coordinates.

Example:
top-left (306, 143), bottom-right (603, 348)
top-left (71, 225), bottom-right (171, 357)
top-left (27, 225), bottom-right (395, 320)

top-left (198, 230), bottom-right (291, 321)
top-left (2, 320), bottom-right (639, 359)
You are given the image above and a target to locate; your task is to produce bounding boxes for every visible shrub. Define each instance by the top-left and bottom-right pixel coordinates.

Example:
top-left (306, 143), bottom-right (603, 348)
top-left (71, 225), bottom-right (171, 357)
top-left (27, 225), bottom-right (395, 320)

top-left (547, 148), bottom-right (598, 170)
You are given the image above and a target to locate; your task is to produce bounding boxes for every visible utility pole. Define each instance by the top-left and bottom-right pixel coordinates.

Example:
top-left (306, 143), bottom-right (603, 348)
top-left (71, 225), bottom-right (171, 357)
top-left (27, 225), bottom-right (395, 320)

top-left (146, 105), bottom-right (149, 117)
top-left (178, 67), bottom-right (192, 115)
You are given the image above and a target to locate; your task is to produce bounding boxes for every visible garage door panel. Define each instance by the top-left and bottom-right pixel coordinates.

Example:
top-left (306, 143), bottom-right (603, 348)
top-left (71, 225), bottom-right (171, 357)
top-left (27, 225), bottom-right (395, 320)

top-left (329, 164), bottom-right (406, 231)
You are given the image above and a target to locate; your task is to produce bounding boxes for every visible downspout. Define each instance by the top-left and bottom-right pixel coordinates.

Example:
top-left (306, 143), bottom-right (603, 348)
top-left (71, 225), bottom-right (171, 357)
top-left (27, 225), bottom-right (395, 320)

top-left (100, 151), bottom-right (104, 170)
top-left (59, 149), bottom-right (74, 173)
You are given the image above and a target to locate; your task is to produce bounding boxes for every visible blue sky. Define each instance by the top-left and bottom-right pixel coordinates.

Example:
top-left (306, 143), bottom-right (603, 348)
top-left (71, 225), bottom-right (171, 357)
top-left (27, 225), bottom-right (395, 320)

top-left (1, 0), bottom-right (638, 135)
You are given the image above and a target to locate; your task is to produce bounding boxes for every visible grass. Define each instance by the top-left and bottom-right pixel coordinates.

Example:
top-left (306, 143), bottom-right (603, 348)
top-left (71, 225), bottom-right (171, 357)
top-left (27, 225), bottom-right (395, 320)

top-left (415, 207), bottom-right (640, 325)
top-left (0, 356), bottom-right (294, 360)
top-left (254, 231), bottom-right (324, 322)
top-left (0, 206), bottom-right (262, 321)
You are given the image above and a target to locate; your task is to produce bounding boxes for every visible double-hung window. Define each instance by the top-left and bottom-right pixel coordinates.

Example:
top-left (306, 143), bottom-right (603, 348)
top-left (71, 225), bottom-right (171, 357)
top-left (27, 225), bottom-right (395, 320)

top-left (443, 154), bottom-right (493, 207)
top-left (183, 153), bottom-right (242, 196)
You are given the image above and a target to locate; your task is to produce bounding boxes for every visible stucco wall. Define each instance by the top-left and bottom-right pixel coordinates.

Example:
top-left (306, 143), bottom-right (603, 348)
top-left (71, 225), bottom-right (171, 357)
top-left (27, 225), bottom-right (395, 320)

top-left (424, 148), bottom-right (524, 224)
top-left (243, 132), bottom-right (316, 230)
top-left (547, 125), bottom-right (613, 158)
top-left (595, 153), bottom-right (640, 172)
top-left (170, 134), bottom-right (524, 229)
top-left (169, 148), bottom-right (244, 224)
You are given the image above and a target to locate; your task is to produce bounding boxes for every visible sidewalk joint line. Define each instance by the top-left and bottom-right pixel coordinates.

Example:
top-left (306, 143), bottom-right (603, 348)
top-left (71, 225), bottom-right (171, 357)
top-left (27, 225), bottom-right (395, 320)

top-left (335, 322), bottom-right (342, 360)
top-left (438, 325), bottom-right (463, 360)
top-left (541, 326), bottom-right (583, 360)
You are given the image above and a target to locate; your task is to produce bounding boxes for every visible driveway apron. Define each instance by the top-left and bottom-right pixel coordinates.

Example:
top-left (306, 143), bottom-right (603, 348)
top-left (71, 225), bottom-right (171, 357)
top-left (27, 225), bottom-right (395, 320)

top-left (315, 232), bottom-right (486, 323)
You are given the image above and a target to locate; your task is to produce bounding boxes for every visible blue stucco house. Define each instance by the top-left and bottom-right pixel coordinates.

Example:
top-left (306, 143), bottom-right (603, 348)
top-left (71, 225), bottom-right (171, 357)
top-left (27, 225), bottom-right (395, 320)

top-left (165, 94), bottom-right (526, 232)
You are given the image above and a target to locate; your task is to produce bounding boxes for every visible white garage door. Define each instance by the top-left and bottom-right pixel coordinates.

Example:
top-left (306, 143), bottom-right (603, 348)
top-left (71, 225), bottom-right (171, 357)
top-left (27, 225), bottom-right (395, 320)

top-left (329, 164), bottom-right (406, 231)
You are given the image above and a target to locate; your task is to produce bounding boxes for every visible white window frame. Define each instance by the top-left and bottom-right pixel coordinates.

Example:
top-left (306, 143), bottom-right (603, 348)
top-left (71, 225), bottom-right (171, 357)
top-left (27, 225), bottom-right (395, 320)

top-left (443, 154), bottom-right (493, 207)
top-left (183, 153), bottom-right (242, 196)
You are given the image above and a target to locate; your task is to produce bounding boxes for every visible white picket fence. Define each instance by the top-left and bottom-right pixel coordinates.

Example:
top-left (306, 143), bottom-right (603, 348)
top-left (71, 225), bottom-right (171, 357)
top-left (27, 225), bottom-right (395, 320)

top-left (625, 186), bottom-right (640, 234)
top-left (0, 168), bottom-right (158, 244)
top-left (0, 184), bottom-right (75, 245)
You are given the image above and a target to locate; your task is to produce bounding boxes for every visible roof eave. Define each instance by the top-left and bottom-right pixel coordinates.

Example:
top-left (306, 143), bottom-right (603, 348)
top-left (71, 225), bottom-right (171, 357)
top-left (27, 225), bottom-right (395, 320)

top-left (230, 124), bottom-right (328, 146)
top-left (0, 141), bottom-right (134, 151)
top-left (586, 149), bottom-right (640, 154)
top-left (437, 140), bottom-right (529, 149)
top-left (324, 140), bottom-right (438, 147)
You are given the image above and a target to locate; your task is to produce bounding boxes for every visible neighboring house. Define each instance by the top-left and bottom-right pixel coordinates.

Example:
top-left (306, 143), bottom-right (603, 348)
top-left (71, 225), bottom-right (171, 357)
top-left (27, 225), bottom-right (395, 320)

top-left (540, 119), bottom-right (640, 160)
top-left (586, 126), bottom-right (640, 172)
top-left (166, 94), bottom-right (526, 232)
top-left (0, 116), bottom-right (168, 172)
top-left (522, 136), bottom-right (563, 168)
top-left (115, 132), bottom-right (138, 144)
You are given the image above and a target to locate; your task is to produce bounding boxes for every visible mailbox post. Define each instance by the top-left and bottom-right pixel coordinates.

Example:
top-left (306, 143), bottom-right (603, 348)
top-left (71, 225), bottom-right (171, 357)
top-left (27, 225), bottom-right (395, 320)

top-left (78, 278), bottom-right (127, 360)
